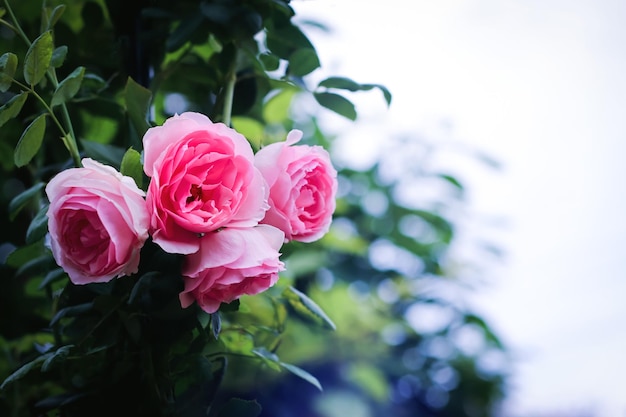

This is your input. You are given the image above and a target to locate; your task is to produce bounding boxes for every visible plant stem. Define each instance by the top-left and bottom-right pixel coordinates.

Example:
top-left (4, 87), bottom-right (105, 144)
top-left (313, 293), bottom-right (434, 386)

top-left (3, 0), bottom-right (82, 167)
top-left (222, 67), bottom-right (236, 126)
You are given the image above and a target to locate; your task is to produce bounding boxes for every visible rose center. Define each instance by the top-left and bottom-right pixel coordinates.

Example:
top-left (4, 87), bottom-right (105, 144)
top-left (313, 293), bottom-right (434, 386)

top-left (187, 184), bottom-right (204, 204)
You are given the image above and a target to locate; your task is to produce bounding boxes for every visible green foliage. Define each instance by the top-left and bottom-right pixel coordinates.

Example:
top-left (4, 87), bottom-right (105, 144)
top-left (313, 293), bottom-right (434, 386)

top-left (0, 0), bottom-right (507, 416)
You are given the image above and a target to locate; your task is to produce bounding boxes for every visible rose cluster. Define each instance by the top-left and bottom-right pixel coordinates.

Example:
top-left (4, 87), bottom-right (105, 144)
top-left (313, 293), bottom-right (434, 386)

top-left (45, 112), bottom-right (338, 313)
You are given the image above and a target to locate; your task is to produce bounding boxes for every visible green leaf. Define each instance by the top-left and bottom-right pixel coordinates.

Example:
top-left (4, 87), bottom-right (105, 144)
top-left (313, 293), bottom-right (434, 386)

top-left (0, 52), bottom-right (18, 92)
top-left (0, 92), bottom-right (28, 128)
top-left (262, 88), bottom-right (297, 124)
top-left (318, 77), bottom-right (392, 106)
top-left (216, 398), bottom-right (261, 417)
top-left (44, 4), bottom-right (66, 31)
top-left (14, 114), bottom-right (47, 167)
top-left (24, 31), bottom-right (54, 86)
top-left (38, 268), bottom-right (67, 289)
top-left (120, 147), bottom-right (143, 189)
top-left (50, 302), bottom-right (94, 327)
top-left (80, 139), bottom-right (125, 168)
top-left (231, 116), bottom-right (264, 150)
top-left (0, 354), bottom-right (48, 389)
top-left (280, 362), bottom-right (323, 391)
top-left (124, 76), bottom-right (152, 138)
top-left (50, 46), bottom-right (68, 68)
top-left (259, 52), bottom-right (279, 71)
top-left (313, 92), bottom-right (356, 121)
top-left (41, 345), bottom-right (72, 372)
top-left (25, 204), bottom-right (49, 244)
top-left (51, 66), bottom-right (84, 107)
top-left (283, 286), bottom-right (336, 330)
top-left (287, 48), bottom-right (320, 76)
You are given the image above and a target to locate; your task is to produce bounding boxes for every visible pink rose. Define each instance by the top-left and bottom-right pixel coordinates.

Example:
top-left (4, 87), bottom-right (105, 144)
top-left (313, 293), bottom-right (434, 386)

top-left (180, 225), bottom-right (285, 314)
top-left (45, 158), bottom-right (149, 285)
top-left (254, 130), bottom-right (338, 242)
top-left (143, 112), bottom-right (269, 254)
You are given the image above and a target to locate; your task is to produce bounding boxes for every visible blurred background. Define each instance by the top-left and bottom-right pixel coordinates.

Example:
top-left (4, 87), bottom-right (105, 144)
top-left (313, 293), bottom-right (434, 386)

top-left (292, 1), bottom-right (626, 416)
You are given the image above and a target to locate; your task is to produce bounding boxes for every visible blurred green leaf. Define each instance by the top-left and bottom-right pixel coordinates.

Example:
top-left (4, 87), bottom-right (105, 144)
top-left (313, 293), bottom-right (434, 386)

top-left (318, 76), bottom-right (392, 106)
top-left (313, 92), bottom-right (357, 121)
top-left (80, 140), bottom-right (125, 168)
top-left (0, 92), bottom-right (28, 128)
top-left (43, 4), bottom-right (66, 31)
top-left (263, 88), bottom-right (297, 124)
top-left (120, 147), bottom-right (143, 189)
top-left (0, 354), bottom-right (48, 389)
top-left (8, 182), bottom-right (44, 221)
top-left (288, 48), bottom-right (320, 76)
top-left (0, 52), bottom-right (18, 92)
top-left (124, 76), bottom-right (152, 138)
top-left (50, 45), bottom-right (68, 68)
top-left (51, 66), bottom-right (85, 107)
top-left (41, 344), bottom-right (73, 372)
top-left (259, 52), bottom-right (279, 71)
top-left (14, 114), bottom-right (47, 167)
top-left (25, 203), bottom-right (49, 244)
top-left (50, 302), bottom-right (95, 327)
top-left (280, 362), bottom-right (322, 391)
top-left (24, 31), bottom-right (54, 86)
top-left (38, 268), bottom-right (67, 290)
top-left (231, 116), bottom-right (264, 150)
top-left (283, 286), bottom-right (336, 331)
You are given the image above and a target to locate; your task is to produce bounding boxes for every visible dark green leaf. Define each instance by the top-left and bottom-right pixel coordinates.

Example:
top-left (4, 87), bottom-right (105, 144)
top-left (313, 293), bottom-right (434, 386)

top-left (5, 242), bottom-right (44, 268)
top-left (124, 76), bottom-right (152, 138)
top-left (0, 92), bottom-right (28, 128)
top-left (120, 147), bottom-right (143, 189)
top-left (14, 114), bottom-right (46, 167)
top-left (44, 4), bottom-right (66, 31)
top-left (15, 254), bottom-right (54, 278)
top-left (50, 302), bottom-right (94, 326)
top-left (41, 345), bottom-right (73, 372)
top-left (50, 46), bottom-right (68, 68)
top-left (166, 14), bottom-right (204, 52)
top-left (24, 31), bottom-right (54, 86)
top-left (0, 52), bottom-right (18, 92)
top-left (38, 268), bottom-right (67, 289)
top-left (318, 77), bottom-right (392, 106)
top-left (0, 354), bottom-right (48, 389)
top-left (26, 204), bottom-right (49, 244)
top-left (51, 66), bottom-right (85, 107)
top-left (216, 398), bottom-right (262, 417)
top-left (288, 48), bottom-right (320, 76)
top-left (313, 92), bottom-right (356, 121)
top-left (128, 271), bottom-right (161, 304)
top-left (283, 286), bottom-right (336, 330)
top-left (8, 182), bottom-right (44, 221)
top-left (80, 140), bottom-right (125, 168)
top-left (259, 52), bottom-right (280, 71)
top-left (279, 362), bottom-right (322, 391)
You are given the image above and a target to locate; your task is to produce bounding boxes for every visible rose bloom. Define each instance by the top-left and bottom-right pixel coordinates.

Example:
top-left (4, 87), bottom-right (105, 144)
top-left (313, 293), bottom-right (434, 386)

top-left (180, 225), bottom-right (285, 314)
top-left (143, 112), bottom-right (268, 255)
top-left (254, 130), bottom-right (338, 242)
top-left (45, 158), bottom-right (149, 285)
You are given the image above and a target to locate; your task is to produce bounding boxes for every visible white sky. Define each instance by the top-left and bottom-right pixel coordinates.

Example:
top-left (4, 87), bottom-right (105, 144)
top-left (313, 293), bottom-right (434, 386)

top-left (293, 1), bottom-right (626, 416)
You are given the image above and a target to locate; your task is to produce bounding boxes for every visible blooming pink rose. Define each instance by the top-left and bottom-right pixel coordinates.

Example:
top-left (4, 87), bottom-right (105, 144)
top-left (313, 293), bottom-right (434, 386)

top-left (180, 225), bottom-right (285, 314)
top-left (254, 130), bottom-right (338, 242)
top-left (45, 158), bottom-right (149, 285)
top-left (143, 112), bottom-right (269, 254)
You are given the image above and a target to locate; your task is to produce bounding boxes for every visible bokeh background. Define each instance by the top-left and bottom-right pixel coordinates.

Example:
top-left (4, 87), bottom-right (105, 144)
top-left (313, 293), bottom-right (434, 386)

top-left (293, 1), bottom-right (626, 416)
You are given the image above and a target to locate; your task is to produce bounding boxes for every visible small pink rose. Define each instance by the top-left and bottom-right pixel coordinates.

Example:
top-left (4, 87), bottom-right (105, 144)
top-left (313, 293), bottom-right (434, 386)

top-left (45, 158), bottom-right (149, 285)
top-left (254, 130), bottom-right (338, 242)
top-left (143, 112), bottom-right (269, 255)
top-left (180, 225), bottom-right (285, 314)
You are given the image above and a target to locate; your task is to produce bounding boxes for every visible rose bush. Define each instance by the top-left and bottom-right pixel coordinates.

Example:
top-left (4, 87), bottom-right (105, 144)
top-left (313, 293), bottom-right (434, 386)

top-left (143, 112), bottom-right (269, 255)
top-left (45, 158), bottom-right (149, 285)
top-left (180, 224), bottom-right (285, 313)
top-left (255, 129), bottom-right (338, 242)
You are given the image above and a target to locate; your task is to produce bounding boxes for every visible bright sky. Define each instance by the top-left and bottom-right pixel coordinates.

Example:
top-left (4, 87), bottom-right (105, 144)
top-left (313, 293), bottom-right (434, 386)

top-left (294, 1), bottom-right (626, 416)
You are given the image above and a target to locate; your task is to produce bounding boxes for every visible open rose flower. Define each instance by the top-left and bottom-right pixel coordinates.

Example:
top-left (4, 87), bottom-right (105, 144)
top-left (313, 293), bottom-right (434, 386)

top-left (180, 225), bottom-right (285, 314)
top-left (45, 158), bottom-right (149, 285)
top-left (254, 130), bottom-right (338, 242)
top-left (143, 112), bottom-right (269, 255)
